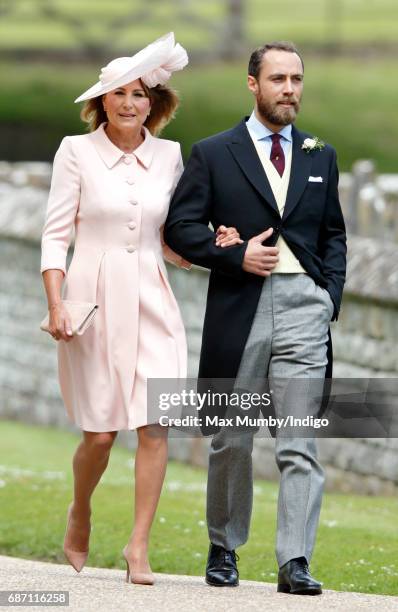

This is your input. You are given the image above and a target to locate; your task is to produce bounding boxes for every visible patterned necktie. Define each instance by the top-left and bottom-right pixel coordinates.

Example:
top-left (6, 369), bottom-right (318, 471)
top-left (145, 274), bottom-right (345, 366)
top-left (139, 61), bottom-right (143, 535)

top-left (270, 133), bottom-right (285, 177)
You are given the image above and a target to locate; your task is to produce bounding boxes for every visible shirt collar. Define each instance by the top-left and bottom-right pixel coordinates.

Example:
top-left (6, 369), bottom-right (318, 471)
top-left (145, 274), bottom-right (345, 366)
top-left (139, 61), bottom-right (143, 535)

top-left (91, 122), bottom-right (154, 169)
top-left (246, 110), bottom-right (292, 143)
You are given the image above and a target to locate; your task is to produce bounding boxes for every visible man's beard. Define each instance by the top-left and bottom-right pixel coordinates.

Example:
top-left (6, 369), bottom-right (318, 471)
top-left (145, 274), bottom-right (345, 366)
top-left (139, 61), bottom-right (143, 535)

top-left (257, 91), bottom-right (300, 126)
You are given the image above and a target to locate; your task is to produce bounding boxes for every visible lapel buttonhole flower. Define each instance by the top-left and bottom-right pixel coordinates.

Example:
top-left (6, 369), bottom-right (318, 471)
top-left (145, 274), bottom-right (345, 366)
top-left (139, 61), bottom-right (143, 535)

top-left (302, 136), bottom-right (325, 154)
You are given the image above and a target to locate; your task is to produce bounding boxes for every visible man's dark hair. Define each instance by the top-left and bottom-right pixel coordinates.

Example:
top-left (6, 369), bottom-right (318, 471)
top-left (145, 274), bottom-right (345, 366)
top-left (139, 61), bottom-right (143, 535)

top-left (248, 41), bottom-right (304, 79)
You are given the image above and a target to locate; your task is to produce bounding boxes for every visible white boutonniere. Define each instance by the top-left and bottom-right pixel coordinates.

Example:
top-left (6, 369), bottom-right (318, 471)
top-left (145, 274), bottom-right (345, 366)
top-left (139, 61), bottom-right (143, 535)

top-left (302, 136), bottom-right (325, 154)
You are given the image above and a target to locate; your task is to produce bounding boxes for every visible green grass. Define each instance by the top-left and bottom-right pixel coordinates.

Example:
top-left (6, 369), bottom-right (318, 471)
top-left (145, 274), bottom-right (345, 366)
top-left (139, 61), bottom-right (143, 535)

top-left (0, 420), bottom-right (398, 595)
top-left (1, 0), bottom-right (398, 50)
top-left (1, 57), bottom-right (397, 171)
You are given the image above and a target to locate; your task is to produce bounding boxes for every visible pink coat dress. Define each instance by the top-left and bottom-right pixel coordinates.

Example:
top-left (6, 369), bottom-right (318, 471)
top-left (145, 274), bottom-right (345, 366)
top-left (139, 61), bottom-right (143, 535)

top-left (41, 123), bottom-right (188, 432)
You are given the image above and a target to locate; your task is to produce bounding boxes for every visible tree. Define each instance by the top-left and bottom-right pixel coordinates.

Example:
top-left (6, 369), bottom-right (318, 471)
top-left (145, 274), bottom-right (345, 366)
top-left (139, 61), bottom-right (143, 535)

top-left (219, 0), bottom-right (246, 60)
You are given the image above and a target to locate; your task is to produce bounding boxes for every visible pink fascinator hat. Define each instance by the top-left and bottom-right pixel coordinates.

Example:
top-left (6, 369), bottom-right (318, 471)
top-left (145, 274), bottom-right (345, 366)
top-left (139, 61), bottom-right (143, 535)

top-left (74, 32), bottom-right (188, 103)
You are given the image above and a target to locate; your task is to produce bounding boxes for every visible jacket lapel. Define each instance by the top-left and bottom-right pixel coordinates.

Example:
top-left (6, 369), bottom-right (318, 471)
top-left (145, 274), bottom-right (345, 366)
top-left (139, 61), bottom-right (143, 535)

top-left (283, 125), bottom-right (312, 221)
top-left (227, 119), bottom-right (280, 216)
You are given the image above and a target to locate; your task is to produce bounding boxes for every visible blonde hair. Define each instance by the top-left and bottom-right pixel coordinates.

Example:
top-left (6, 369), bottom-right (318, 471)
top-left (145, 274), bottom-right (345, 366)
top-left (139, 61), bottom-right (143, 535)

top-left (80, 81), bottom-right (180, 136)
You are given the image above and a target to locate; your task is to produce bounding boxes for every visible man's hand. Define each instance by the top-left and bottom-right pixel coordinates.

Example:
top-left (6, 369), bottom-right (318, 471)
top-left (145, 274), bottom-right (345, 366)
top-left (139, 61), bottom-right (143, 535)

top-left (242, 228), bottom-right (279, 277)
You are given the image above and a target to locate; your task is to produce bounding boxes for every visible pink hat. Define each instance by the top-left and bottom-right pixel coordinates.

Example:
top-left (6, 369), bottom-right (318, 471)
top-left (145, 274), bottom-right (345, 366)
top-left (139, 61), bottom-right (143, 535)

top-left (74, 32), bottom-right (188, 103)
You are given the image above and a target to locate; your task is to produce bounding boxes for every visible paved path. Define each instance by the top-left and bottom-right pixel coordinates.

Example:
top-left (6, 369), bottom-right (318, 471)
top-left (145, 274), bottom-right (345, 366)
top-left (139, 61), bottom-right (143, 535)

top-left (1, 556), bottom-right (398, 611)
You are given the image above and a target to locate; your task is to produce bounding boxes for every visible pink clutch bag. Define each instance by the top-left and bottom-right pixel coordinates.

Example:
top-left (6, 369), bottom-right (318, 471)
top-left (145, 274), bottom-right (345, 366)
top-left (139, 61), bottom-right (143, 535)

top-left (40, 300), bottom-right (98, 336)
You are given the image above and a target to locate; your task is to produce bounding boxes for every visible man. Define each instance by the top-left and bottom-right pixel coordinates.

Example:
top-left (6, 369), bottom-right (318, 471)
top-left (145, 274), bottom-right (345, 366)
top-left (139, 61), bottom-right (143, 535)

top-left (164, 41), bottom-right (346, 595)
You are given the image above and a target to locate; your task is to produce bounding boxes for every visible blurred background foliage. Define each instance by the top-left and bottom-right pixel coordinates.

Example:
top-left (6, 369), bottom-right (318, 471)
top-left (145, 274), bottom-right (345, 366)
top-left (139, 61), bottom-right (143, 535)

top-left (1, 0), bottom-right (397, 170)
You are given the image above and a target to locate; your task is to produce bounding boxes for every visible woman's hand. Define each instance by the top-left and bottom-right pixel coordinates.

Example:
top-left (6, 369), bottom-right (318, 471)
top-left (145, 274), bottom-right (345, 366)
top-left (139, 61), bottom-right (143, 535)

top-left (48, 303), bottom-right (73, 342)
top-left (215, 225), bottom-right (244, 248)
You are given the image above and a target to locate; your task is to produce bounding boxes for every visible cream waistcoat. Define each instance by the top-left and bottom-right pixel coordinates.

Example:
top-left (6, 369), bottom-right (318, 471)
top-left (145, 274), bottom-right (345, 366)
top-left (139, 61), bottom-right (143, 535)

top-left (248, 132), bottom-right (305, 274)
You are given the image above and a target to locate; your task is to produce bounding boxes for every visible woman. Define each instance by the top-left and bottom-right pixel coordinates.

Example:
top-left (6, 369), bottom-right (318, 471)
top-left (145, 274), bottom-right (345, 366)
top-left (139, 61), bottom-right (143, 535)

top-left (40, 33), bottom-right (242, 585)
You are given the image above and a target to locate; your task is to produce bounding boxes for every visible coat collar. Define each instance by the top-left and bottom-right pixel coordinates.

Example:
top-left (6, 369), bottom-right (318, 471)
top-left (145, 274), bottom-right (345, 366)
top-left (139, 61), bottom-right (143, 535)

top-left (90, 122), bottom-right (155, 169)
top-left (227, 118), bottom-right (279, 215)
top-left (227, 118), bottom-right (312, 220)
top-left (283, 124), bottom-right (313, 221)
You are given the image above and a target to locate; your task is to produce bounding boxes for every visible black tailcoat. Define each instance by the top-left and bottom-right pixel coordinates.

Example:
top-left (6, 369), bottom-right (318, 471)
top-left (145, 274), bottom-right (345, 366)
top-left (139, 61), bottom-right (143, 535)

top-left (164, 119), bottom-right (347, 382)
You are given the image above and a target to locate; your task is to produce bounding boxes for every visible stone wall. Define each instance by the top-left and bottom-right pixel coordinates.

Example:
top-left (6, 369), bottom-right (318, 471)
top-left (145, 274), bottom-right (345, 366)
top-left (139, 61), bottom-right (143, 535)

top-left (338, 160), bottom-right (398, 243)
top-left (1, 160), bottom-right (398, 495)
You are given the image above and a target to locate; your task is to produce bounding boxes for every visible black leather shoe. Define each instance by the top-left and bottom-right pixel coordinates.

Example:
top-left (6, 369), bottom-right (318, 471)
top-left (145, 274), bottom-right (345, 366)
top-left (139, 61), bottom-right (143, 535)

top-left (277, 557), bottom-right (322, 595)
top-left (205, 543), bottom-right (239, 587)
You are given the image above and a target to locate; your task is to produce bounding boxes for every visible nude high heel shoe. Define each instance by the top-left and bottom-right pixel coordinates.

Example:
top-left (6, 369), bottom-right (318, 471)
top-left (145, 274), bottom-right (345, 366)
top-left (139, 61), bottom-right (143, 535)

top-left (122, 546), bottom-right (154, 585)
top-left (63, 503), bottom-right (90, 573)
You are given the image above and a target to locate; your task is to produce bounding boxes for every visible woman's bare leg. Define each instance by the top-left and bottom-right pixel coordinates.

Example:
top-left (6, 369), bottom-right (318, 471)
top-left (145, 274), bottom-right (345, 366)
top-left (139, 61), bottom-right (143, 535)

top-left (65, 431), bottom-right (118, 551)
top-left (124, 424), bottom-right (168, 571)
